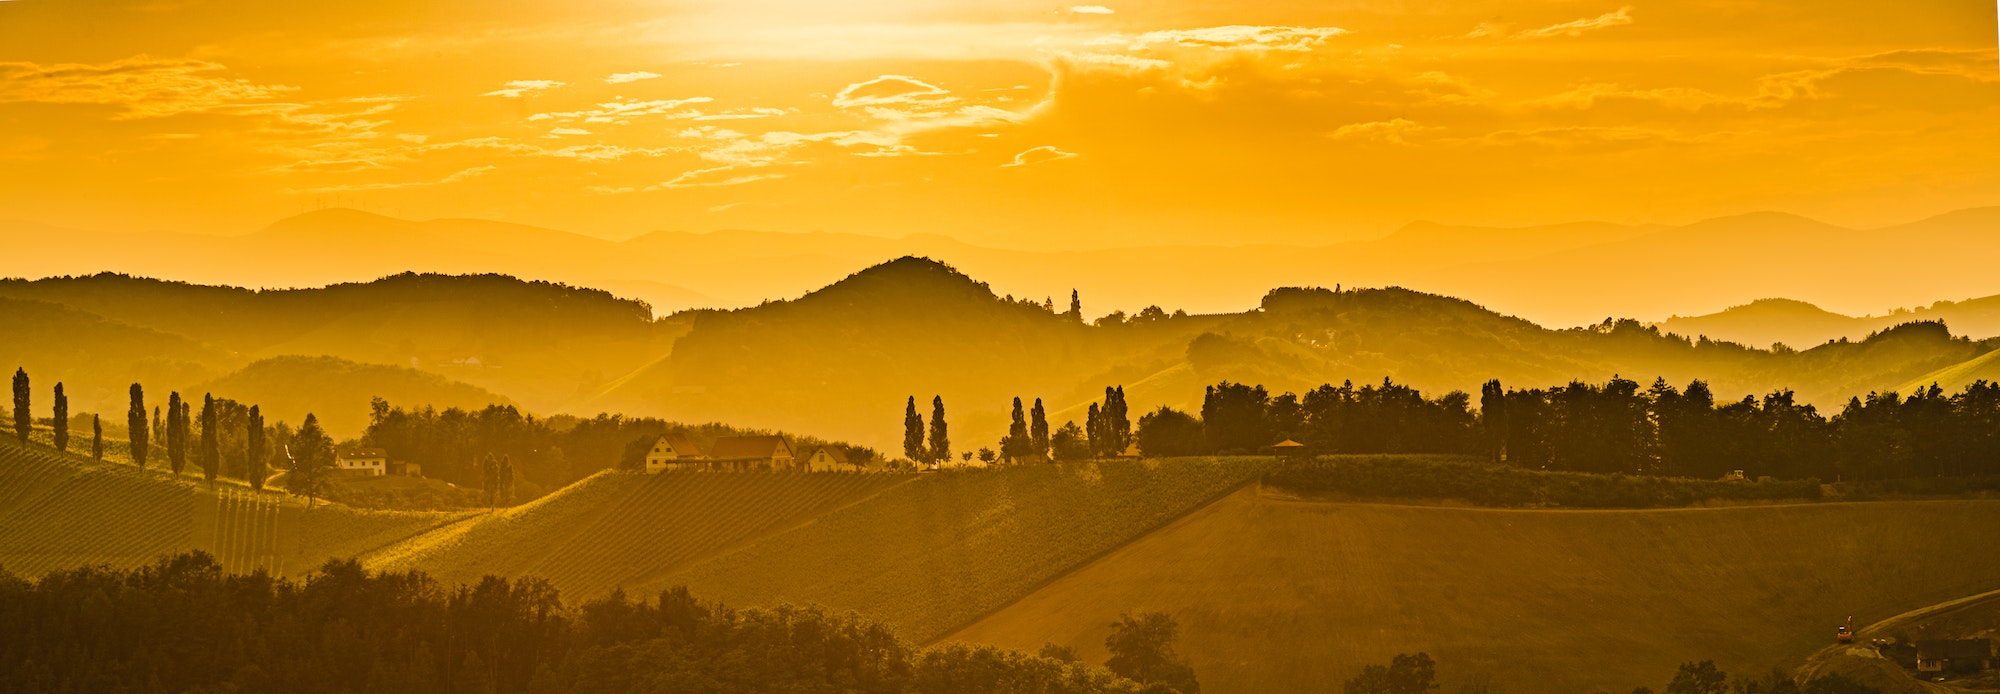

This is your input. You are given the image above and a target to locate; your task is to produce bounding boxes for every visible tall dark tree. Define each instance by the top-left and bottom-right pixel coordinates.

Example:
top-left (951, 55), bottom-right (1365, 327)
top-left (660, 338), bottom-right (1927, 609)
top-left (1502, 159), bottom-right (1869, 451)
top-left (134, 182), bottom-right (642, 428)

top-left (1201, 381), bottom-right (1271, 454)
top-left (289, 413), bottom-right (333, 507)
top-left (153, 405), bottom-right (163, 448)
top-left (91, 415), bottom-right (103, 462)
top-left (903, 396), bottom-right (926, 463)
top-left (1001, 397), bottom-right (1032, 461)
top-left (51, 382), bottom-right (69, 453)
top-left (167, 392), bottom-right (187, 477)
top-left (1086, 402), bottom-right (1103, 458)
top-left (247, 406), bottom-right (267, 492)
top-left (482, 454), bottom-right (500, 509)
top-left (12, 367), bottom-right (29, 444)
top-left (927, 395), bottom-right (950, 465)
top-left (1107, 386), bottom-right (1132, 455)
top-left (1479, 379), bottom-right (1506, 463)
top-left (127, 384), bottom-right (148, 469)
top-left (200, 393), bottom-right (219, 487)
top-left (1030, 398), bottom-right (1050, 460)
top-left (1104, 612), bottom-right (1200, 693)
top-left (1068, 289), bottom-right (1083, 322)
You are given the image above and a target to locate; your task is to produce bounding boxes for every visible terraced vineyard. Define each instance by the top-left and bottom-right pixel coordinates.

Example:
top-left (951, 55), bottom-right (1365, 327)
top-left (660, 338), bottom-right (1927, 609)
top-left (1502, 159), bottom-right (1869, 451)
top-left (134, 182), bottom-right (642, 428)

top-left (0, 440), bottom-right (466, 579)
top-left (0, 443), bottom-right (198, 576)
top-left (950, 486), bottom-right (2000, 694)
top-left (649, 457), bottom-right (1274, 642)
top-left (367, 470), bottom-right (915, 599)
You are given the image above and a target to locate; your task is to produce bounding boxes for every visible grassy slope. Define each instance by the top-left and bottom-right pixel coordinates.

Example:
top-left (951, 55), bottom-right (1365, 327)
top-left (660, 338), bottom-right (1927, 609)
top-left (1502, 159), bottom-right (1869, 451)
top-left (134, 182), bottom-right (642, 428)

top-left (0, 440), bottom-right (464, 579)
top-left (1896, 348), bottom-right (2000, 396)
top-left (947, 486), bottom-right (2000, 694)
top-left (648, 458), bottom-right (1274, 643)
top-left (366, 470), bottom-right (916, 601)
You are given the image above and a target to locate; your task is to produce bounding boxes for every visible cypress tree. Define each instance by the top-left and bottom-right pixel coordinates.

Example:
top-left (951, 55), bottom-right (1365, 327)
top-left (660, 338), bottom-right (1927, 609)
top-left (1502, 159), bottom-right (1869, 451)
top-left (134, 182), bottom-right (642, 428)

top-left (168, 392), bottom-right (187, 477)
top-left (1002, 397), bottom-right (1031, 461)
top-left (247, 405), bottom-right (266, 492)
top-left (200, 393), bottom-right (219, 487)
top-left (927, 396), bottom-right (950, 465)
top-left (12, 367), bottom-right (29, 444)
top-left (128, 384), bottom-right (148, 469)
top-left (902, 396), bottom-right (926, 463)
top-left (1113, 386), bottom-right (1132, 453)
top-left (153, 406), bottom-right (163, 448)
top-left (1030, 398), bottom-right (1050, 460)
top-left (52, 382), bottom-right (68, 452)
top-left (92, 415), bottom-right (103, 462)
top-left (1480, 379), bottom-right (1507, 464)
top-left (1087, 402), bottom-right (1102, 458)
top-left (1069, 290), bottom-right (1083, 322)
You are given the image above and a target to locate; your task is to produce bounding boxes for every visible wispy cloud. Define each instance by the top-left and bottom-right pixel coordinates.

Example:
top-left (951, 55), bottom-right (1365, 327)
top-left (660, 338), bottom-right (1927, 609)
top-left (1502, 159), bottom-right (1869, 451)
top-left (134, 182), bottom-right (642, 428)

top-left (833, 75), bottom-right (953, 109)
top-left (1070, 5), bottom-right (1115, 15)
top-left (482, 80), bottom-right (566, 98)
top-left (528, 97), bottom-right (714, 124)
top-left (662, 166), bottom-right (787, 189)
top-left (0, 56), bottom-right (295, 119)
top-left (604, 71), bottom-right (662, 84)
top-left (1097, 25), bottom-right (1349, 52)
top-left (1003, 145), bottom-right (1077, 167)
top-left (1516, 7), bottom-right (1633, 40)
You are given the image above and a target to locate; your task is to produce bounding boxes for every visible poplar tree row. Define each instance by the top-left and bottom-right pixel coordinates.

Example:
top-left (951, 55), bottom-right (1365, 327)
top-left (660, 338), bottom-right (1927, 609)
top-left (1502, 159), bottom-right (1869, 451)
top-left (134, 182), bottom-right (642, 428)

top-left (8, 367), bottom-right (311, 499)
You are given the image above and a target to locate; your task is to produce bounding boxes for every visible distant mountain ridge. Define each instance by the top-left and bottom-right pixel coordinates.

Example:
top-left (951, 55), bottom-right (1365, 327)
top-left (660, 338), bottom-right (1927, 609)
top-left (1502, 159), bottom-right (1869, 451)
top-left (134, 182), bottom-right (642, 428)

top-left (7, 256), bottom-right (1999, 451)
top-left (5, 206), bottom-right (1998, 327)
top-left (1657, 294), bottom-right (2000, 350)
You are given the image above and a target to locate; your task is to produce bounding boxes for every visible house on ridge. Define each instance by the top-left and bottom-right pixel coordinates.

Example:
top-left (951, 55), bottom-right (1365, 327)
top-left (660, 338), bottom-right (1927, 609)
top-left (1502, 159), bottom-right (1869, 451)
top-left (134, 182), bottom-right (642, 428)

top-left (804, 446), bottom-right (850, 472)
top-left (707, 435), bottom-right (797, 471)
top-left (334, 448), bottom-right (388, 477)
top-left (644, 434), bottom-right (709, 473)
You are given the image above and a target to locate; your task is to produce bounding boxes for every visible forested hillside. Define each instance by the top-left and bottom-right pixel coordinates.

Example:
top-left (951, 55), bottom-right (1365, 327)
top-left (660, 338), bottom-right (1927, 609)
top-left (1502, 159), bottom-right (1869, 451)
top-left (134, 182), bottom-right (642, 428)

top-left (0, 272), bottom-right (687, 418)
top-left (8, 258), bottom-right (1996, 453)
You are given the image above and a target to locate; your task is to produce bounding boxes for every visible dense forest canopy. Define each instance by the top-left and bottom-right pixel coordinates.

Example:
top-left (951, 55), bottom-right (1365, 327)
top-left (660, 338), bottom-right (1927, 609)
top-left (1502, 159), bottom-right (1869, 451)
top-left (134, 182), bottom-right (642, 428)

top-left (0, 553), bottom-right (1184, 694)
top-left (1153, 376), bottom-right (2000, 483)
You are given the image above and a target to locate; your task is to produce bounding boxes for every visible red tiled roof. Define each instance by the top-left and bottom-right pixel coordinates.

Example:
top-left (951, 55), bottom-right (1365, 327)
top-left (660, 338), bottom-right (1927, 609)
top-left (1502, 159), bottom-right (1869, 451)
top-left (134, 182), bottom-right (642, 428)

top-left (709, 435), bottom-right (791, 460)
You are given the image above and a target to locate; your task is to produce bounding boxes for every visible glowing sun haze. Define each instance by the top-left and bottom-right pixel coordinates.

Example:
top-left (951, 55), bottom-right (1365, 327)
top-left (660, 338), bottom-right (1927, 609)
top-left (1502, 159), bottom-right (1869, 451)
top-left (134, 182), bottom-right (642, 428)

top-left (0, 0), bottom-right (1996, 249)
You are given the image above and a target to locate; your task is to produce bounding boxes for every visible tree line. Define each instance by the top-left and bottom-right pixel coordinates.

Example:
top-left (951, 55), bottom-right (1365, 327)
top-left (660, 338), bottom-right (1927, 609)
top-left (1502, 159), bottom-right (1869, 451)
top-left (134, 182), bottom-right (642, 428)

top-left (1339, 652), bottom-right (1877, 694)
top-left (0, 552), bottom-right (1199, 694)
top-left (1134, 376), bottom-right (2000, 481)
top-left (362, 400), bottom-right (879, 495)
top-left (9, 366), bottom-right (361, 507)
top-left (901, 388), bottom-right (1135, 467)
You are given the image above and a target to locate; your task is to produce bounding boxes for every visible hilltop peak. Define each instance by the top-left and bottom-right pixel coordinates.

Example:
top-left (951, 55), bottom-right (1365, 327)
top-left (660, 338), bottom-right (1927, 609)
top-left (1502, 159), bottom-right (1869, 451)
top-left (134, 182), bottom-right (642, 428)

top-left (802, 256), bottom-right (994, 302)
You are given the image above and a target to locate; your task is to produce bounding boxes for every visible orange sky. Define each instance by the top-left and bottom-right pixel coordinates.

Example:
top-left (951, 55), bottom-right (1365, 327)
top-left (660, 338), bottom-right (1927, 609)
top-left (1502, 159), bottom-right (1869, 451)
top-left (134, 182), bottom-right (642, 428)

top-left (1, 0), bottom-right (1996, 248)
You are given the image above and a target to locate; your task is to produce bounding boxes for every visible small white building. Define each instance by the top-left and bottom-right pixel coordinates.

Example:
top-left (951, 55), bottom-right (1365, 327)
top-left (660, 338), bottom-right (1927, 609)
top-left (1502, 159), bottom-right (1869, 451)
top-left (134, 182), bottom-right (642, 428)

top-left (804, 446), bottom-right (851, 472)
top-left (335, 448), bottom-right (388, 477)
top-left (645, 434), bottom-right (708, 473)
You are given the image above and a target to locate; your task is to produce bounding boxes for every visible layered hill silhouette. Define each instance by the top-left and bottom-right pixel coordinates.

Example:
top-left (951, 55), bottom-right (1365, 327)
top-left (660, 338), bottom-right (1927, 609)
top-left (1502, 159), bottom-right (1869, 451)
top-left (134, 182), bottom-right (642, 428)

top-left (7, 257), bottom-right (1999, 449)
top-left (0, 273), bottom-right (684, 435)
top-left (1659, 295), bottom-right (2000, 351)
top-left (7, 206), bottom-right (2000, 328)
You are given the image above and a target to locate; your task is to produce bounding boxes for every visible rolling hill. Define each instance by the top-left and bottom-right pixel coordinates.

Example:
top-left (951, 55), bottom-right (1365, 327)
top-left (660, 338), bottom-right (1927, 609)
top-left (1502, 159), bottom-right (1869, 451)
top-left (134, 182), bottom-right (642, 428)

top-left (9, 206), bottom-right (2000, 330)
top-left (598, 260), bottom-right (1987, 450)
top-left (366, 470), bottom-right (915, 599)
top-left (0, 439), bottom-right (464, 579)
top-left (645, 458), bottom-right (1276, 642)
top-left (197, 355), bottom-right (517, 438)
top-left (0, 272), bottom-right (687, 418)
top-left (1659, 295), bottom-right (2000, 351)
top-left (947, 485), bottom-right (2000, 693)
